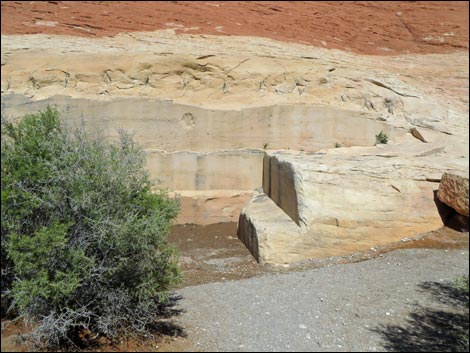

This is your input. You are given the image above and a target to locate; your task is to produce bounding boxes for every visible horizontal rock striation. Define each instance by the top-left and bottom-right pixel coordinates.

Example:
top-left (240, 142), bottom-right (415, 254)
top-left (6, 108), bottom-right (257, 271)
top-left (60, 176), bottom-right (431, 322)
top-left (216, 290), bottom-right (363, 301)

top-left (1, 95), bottom-right (403, 153)
top-left (2, 31), bottom-right (468, 242)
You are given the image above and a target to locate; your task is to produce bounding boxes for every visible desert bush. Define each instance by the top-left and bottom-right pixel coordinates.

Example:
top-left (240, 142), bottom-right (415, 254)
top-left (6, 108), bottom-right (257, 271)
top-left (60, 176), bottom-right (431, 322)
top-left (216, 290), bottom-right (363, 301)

top-left (375, 131), bottom-right (389, 144)
top-left (1, 107), bottom-right (180, 349)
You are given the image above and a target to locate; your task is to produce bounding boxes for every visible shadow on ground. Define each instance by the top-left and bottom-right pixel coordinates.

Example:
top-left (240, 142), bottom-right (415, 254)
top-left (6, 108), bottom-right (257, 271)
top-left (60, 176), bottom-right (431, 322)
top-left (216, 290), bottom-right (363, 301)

top-left (76, 293), bottom-right (188, 351)
top-left (433, 190), bottom-right (469, 232)
top-left (1, 294), bottom-right (187, 352)
top-left (150, 293), bottom-right (187, 338)
top-left (373, 278), bottom-right (469, 352)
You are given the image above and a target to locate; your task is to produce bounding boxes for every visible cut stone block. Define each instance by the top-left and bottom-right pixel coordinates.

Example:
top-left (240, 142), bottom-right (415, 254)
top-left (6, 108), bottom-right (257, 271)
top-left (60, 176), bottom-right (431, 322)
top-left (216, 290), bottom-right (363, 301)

top-left (239, 143), bottom-right (468, 264)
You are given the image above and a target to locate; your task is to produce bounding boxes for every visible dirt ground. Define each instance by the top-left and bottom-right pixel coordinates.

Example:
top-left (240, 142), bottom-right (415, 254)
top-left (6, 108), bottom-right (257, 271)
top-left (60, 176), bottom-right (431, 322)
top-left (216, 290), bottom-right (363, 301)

top-left (1, 1), bottom-right (468, 55)
top-left (169, 223), bottom-right (469, 287)
top-left (2, 223), bottom-right (467, 352)
top-left (169, 223), bottom-right (267, 288)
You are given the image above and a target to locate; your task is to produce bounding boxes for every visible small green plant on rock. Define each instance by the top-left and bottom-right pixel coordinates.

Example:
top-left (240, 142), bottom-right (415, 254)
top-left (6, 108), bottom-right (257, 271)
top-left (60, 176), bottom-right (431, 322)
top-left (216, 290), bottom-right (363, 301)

top-left (375, 131), bottom-right (389, 145)
top-left (335, 142), bottom-right (342, 148)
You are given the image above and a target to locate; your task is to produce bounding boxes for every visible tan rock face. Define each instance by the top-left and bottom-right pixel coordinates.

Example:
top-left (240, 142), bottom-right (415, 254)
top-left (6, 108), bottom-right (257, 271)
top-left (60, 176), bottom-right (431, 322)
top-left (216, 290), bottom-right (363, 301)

top-left (172, 190), bottom-right (253, 225)
top-left (1, 95), bottom-right (403, 153)
top-left (239, 143), bottom-right (468, 264)
top-left (2, 32), bottom-right (469, 126)
top-left (438, 173), bottom-right (469, 217)
top-left (147, 150), bottom-right (263, 191)
top-left (1, 30), bottom-right (468, 251)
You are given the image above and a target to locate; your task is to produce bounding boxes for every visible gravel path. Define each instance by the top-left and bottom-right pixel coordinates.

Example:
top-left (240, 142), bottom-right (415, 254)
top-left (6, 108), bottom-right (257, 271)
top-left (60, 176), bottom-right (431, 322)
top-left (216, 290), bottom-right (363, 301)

top-left (174, 249), bottom-right (469, 352)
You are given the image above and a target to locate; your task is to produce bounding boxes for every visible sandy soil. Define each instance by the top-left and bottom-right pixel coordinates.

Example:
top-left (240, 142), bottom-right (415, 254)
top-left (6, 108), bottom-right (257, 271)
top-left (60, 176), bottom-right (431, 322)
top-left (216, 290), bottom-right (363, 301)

top-left (1, 1), bottom-right (468, 55)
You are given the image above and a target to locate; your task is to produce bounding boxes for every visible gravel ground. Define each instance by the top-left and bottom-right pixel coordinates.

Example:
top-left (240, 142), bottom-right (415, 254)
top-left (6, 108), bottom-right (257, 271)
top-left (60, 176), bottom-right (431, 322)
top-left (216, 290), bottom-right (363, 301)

top-left (174, 248), bottom-right (469, 352)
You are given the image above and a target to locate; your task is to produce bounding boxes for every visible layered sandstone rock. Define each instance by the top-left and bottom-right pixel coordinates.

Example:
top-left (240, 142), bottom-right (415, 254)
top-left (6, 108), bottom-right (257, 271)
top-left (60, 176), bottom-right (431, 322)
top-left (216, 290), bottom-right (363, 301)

top-left (1, 29), bottom-right (468, 247)
top-left (239, 140), bottom-right (468, 264)
top-left (0, 95), bottom-right (404, 153)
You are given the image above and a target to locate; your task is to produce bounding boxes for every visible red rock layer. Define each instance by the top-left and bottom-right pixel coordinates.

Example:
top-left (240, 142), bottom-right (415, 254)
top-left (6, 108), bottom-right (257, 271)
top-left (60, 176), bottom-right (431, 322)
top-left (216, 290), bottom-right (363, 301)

top-left (1, 1), bottom-right (468, 55)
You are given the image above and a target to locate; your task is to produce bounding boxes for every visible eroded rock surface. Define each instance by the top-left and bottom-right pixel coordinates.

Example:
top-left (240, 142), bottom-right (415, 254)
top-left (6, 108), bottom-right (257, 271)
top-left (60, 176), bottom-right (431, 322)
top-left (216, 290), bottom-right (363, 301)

top-left (1, 1), bottom-right (468, 55)
top-left (1, 15), bottom-right (468, 254)
top-left (240, 141), bottom-right (468, 264)
top-left (438, 173), bottom-right (469, 217)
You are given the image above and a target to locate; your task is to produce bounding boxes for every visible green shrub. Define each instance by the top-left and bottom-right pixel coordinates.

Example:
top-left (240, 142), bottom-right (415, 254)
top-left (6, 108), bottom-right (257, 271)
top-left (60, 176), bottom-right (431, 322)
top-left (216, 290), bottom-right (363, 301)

top-left (1, 107), bottom-right (180, 349)
top-left (375, 131), bottom-right (389, 144)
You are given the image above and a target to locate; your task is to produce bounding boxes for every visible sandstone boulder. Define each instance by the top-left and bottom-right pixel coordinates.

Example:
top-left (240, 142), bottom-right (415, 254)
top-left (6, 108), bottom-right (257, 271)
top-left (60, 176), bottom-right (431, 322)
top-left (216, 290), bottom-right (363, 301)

top-left (437, 173), bottom-right (469, 217)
